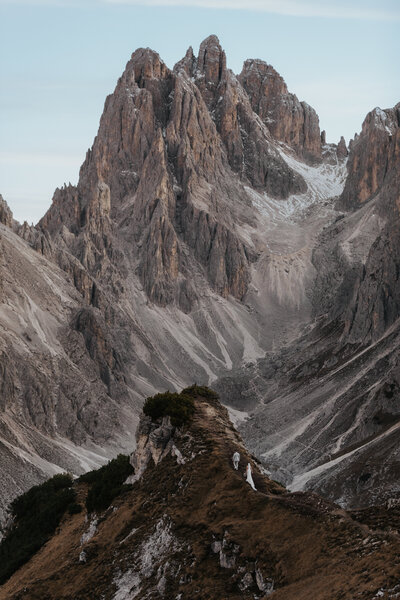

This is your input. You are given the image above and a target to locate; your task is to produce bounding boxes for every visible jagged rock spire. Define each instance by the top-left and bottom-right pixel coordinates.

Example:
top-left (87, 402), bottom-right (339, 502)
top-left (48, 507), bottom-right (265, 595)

top-left (0, 194), bottom-right (13, 228)
top-left (174, 45), bottom-right (196, 76)
top-left (340, 103), bottom-right (400, 208)
top-left (239, 58), bottom-right (322, 162)
top-left (337, 135), bottom-right (348, 159)
top-left (197, 34), bottom-right (226, 85)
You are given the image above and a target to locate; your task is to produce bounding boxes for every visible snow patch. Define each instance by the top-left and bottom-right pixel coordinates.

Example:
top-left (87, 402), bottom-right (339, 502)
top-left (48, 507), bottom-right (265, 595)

top-left (279, 149), bottom-right (348, 206)
top-left (245, 150), bottom-right (346, 229)
top-left (373, 107), bottom-right (395, 135)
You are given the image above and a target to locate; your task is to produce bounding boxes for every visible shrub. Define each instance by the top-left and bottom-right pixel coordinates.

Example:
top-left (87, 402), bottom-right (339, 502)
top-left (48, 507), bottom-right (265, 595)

top-left (181, 384), bottom-right (219, 400)
top-left (0, 473), bottom-right (75, 584)
top-left (143, 391), bottom-right (195, 427)
top-left (68, 502), bottom-right (83, 515)
top-left (79, 454), bottom-right (133, 513)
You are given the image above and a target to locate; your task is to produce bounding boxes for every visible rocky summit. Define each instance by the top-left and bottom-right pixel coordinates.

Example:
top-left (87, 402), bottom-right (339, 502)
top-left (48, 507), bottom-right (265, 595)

top-left (0, 33), bottom-right (399, 555)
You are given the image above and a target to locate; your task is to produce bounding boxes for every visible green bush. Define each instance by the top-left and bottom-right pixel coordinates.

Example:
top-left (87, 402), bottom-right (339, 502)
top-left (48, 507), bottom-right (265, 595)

top-left (181, 384), bottom-right (219, 400)
top-left (143, 391), bottom-right (195, 427)
top-left (0, 473), bottom-right (75, 584)
top-left (79, 454), bottom-right (133, 513)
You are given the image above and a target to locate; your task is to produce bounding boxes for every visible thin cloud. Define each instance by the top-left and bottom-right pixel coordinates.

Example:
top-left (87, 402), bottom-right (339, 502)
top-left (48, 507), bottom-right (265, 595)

top-left (0, 0), bottom-right (66, 4)
top-left (1, 0), bottom-right (399, 20)
top-left (102, 0), bottom-right (400, 21)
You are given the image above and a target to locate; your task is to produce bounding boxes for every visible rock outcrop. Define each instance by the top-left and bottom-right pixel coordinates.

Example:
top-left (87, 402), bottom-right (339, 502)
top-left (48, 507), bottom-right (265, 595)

top-left (239, 59), bottom-right (322, 162)
top-left (127, 414), bottom-right (176, 482)
top-left (334, 104), bottom-right (400, 342)
top-left (177, 35), bottom-right (307, 196)
top-left (337, 136), bottom-right (348, 160)
top-left (340, 104), bottom-right (400, 209)
top-left (0, 218), bottom-right (142, 529)
top-left (0, 195), bottom-right (13, 228)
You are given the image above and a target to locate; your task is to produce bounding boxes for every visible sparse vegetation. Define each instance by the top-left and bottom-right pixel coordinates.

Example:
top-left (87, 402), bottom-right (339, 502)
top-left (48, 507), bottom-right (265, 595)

top-left (143, 391), bottom-right (195, 427)
top-left (0, 386), bottom-right (218, 585)
top-left (68, 502), bottom-right (83, 515)
top-left (0, 473), bottom-right (75, 584)
top-left (79, 454), bottom-right (134, 513)
top-left (182, 384), bottom-right (219, 400)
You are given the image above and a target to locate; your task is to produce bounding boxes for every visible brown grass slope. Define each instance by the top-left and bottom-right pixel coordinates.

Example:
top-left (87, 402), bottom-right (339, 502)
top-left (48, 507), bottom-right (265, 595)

top-left (1, 394), bottom-right (400, 599)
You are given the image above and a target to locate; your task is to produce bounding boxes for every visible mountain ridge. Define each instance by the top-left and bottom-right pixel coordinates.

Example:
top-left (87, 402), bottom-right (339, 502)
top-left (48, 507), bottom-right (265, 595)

top-left (1, 390), bottom-right (399, 599)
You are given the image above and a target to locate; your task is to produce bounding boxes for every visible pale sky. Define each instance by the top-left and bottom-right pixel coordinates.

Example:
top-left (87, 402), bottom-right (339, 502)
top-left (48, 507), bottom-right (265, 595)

top-left (1, 0), bottom-right (399, 224)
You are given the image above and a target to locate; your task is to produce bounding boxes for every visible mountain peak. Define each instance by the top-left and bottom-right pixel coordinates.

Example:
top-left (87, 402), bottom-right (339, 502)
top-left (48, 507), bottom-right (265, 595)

top-left (197, 33), bottom-right (226, 84)
top-left (199, 33), bottom-right (222, 51)
top-left (340, 102), bottom-right (400, 208)
top-left (239, 57), bottom-right (321, 162)
top-left (173, 45), bottom-right (195, 76)
top-left (128, 46), bottom-right (169, 84)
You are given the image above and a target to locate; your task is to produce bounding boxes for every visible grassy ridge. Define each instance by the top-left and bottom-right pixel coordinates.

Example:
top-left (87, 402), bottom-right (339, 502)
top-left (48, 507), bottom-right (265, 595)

top-left (0, 385), bottom-right (218, 584)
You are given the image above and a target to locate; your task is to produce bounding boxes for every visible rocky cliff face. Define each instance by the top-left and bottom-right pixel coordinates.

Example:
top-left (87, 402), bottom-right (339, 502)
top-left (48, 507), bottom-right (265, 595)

top-left (238, 59), bottom-right (322, 163)
top-left (0, 195), bottom-right (13, 229)
top-left (324, 103), bottom-right (400, 344)
top-left (0, 214), bottom-right (140, 528)
top-left (337, 136), bottom-right (349, 160)
top-left (2, 393), bottom-right (400, 600)
top-left (340, 104), bottom-right (400, 209)
top-left (39, 35), bottom-right (313, 310)
top-left (179, 36), bottom-right (307, 196)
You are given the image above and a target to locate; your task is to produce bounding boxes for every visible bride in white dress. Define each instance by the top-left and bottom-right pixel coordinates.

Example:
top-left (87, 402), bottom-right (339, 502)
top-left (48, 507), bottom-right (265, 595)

top-left (245, 463), bottom-right (256, 491)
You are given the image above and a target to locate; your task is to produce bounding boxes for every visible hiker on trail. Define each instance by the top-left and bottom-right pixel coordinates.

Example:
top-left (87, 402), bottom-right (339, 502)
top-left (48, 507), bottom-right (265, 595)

top-left (245, 463), bottom-right (256, 491)
top-left (232, 451), bottom-right (240, 470)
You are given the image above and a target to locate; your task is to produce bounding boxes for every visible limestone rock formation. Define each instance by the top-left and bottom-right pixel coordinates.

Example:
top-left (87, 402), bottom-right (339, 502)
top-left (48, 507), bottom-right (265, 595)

top-left (36, 35), bottom-right (313, 317)
top-left (340, 104), bottom-right (400, 208)
top-left (337, 136), bottom-right (348, 160)
top-left (176, 35), bottom-right (307, 197)
top-left (239, 59), bottom-right (322, 162)
top-left (0, 218), bottom-right (142, 528)
top-left (333, 104), bottom-right (400, 342)
top-left (127, 414), bottom-right (176, 482)
top-left (0, 195), bottom-right (13, 228)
